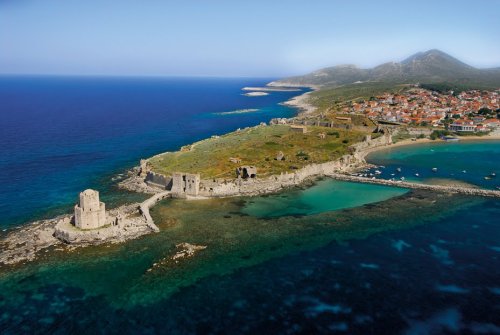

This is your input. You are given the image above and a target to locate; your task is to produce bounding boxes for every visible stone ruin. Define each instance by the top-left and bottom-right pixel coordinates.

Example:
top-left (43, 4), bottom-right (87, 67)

top-left (74, 189), bottom-right (107, 230)
top-left (276, 151), bottom-right (285, 161)
top-left (139, 159), bottom-right (151, 177)
top-left (145, 171), bottom-right (172, 190)
top-left (290, 125), bottom-right (307, 133)
top-left (229, 157), bottom-right (242, 164)
top-left (171, 172), bottom-right (201, 196)
top-left (236, 166), bottom-right (257, 179)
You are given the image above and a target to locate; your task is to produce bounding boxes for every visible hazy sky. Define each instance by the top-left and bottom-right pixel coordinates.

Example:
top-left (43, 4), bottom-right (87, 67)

top-left (1, 0), bottom-right (499, 77)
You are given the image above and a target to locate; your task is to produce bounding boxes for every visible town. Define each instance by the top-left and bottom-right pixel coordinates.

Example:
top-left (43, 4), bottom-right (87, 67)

top-left (338, 87), bottom-right (500, 132)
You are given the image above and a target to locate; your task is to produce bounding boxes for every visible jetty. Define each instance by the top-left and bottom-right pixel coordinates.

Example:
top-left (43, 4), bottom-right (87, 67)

top-left (327, 173), bottom-right (500, 198)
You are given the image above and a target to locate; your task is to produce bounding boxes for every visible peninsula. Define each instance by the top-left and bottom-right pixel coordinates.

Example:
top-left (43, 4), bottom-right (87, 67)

top-left (1, 49), bottom-right (499, 267)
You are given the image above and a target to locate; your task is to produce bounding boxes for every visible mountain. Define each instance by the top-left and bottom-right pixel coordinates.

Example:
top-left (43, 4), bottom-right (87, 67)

top-left (272, 50), bottom-right (500, 89)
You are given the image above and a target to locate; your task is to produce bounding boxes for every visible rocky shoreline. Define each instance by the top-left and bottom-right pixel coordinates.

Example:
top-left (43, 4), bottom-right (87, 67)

top-left (119, 131), bottom-right (393, 198)
top-left (0, 200), bottom-right (160, 266)
top-left (269, 81), bottom-right (320, 115)
top-left (3, 81), bottom-right (497, 268)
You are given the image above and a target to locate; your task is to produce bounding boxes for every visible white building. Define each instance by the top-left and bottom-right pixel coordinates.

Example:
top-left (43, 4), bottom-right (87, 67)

top-left (449, 121), bottom-right (476, 132)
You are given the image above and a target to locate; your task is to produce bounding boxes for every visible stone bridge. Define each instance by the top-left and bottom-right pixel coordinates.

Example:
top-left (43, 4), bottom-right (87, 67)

top-left (139, 191), bottom-right (171, 232)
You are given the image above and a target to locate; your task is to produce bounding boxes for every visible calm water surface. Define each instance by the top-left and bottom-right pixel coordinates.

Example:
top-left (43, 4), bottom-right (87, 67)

top-left (0, 76), bottom-right (301, 227)
top-left (0, 77), bottom-right (499, 334)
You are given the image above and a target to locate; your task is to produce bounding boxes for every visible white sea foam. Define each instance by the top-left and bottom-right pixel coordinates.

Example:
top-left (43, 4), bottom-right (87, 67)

top-left (214, 108), bottom-right (259, 116)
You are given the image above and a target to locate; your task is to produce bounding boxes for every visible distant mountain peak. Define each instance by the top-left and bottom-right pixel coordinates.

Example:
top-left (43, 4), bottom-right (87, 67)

top-left (402, 49), bottom-right (473, 69)
top-left (273, 49), bottom-right (499, 88)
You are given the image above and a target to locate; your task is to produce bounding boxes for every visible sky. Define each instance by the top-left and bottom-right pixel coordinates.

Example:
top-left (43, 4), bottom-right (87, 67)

top-left (1, 0), bottom-right (499, 77)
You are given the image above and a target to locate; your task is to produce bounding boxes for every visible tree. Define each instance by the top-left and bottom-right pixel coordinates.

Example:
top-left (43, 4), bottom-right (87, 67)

top-left (478, 107), bottom-right (492, 115)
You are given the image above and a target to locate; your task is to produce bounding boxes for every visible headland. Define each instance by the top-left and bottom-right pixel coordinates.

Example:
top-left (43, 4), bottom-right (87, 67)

top-left (1, 80), bottom-right (499, 267)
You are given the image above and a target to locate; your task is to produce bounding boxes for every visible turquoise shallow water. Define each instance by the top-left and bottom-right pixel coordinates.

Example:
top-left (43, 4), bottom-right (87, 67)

top-left (242, 179), bottom-right (408, 218)
top-left (367, 140), bottom-right (500, 188)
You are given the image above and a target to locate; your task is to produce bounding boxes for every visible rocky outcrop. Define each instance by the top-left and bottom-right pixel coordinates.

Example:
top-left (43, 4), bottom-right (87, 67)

top-left (1, 199), bottom-right (162, 266)
top-left (54, 202), bottom-right (158, 244)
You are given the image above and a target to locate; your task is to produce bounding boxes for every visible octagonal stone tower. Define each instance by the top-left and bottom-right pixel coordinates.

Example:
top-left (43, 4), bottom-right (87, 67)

top-left (74, 189), bottom-right (106, 230)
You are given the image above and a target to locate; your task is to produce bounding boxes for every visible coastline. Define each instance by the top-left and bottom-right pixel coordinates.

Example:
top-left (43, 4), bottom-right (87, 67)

top-left (269, 81), bottom-right (321, 116)
top-left (2, 79), bottom-right (498, 267)
top-left (360, 133), bottom-right (500, 161)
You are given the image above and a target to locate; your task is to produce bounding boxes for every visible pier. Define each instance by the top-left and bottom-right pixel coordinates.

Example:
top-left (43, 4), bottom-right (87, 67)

top-left (327, 173), bottom-right (500, 198)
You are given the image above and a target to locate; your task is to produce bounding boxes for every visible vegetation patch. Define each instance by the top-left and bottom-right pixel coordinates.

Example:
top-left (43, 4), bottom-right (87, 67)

top-left (149, 125), bottom-right (366, 179)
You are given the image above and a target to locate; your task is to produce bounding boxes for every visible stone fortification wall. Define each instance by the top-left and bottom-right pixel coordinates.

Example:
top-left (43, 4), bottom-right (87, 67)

top-left (145, 171), bottom-right (172, 190)
top-left (198, 133), bottom-right (392, 197)
top-left (199, 155), bottom-right (356, 197)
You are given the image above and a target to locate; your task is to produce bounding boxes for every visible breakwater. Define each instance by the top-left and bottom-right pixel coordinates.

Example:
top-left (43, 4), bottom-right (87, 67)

top-left (327, 173), bottom-right (500, 198)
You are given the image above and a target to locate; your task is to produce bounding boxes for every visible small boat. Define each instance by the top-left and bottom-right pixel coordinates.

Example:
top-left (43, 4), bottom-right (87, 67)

top-left (490, 172), bottom-right (496, 178)
top-left (484, 176), bottom-right (492, 180)
top-left (400, 177), bottom-right (405, 181)
top-left (432, 168), bottom-right (438, 172)
top-left (462, 170), bottom-right (466, 173)
top-left (375, 170), bottom-right (382, 175)
top-left (396, 167), bottom-right (402, 173)
top-left (390, 173), bottom-right (395, 176)
top-left (415, 173), bottom-right (420, 177)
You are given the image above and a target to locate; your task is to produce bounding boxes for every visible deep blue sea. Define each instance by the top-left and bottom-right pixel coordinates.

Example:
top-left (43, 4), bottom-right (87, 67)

top-left (0, 76), bottom-right (301, 228)
top-left (0, 76), bottom-right (499, 334)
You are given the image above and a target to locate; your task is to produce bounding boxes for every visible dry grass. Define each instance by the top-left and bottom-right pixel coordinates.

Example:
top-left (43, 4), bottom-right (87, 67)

top-left (149, 125), bottom-right (367, 179)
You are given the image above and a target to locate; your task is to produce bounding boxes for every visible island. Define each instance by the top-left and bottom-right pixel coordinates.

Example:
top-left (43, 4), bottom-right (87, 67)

top-left (243, 91), bottom-right (269, 97)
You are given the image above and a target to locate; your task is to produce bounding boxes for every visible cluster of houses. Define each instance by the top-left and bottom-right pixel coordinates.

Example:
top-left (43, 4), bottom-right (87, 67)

top-left (339, 88), bottom-right (500, 133)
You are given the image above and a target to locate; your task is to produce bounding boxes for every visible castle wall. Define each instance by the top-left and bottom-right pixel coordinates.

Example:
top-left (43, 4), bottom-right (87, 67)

top-left (145, 171), bottom-right (172, 190)
top-left (171, 173), bottom-right (184, 194)
top-left (171, 172), bottom-right (200, 196)
top-left (198, 133), bottom-right (392, 198)
top-left (185, 174), bottom-right (200, 196)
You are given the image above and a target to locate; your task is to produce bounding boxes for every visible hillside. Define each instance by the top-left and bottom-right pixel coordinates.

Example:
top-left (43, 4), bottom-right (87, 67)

top-left (272, 49), bottom-right (500, 89)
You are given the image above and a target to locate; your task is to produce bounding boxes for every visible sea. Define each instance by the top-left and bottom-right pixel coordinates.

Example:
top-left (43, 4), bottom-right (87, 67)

top-left (0, 76), bottom-right (301, 228)
top-left (0, 76), bottom-right (499, 334)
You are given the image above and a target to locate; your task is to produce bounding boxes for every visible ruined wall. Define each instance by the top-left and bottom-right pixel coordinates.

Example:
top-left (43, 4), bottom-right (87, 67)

top-left (199, 133), bottom-right (392, 198)
top-left (185, 174), bottom-right (200, 196)
top-left (407, 128), bottom-right (433, 136)
top-left (171, 172), bottom-right (200, 196)
top-left (145, 171), bottom-right (172, 190)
